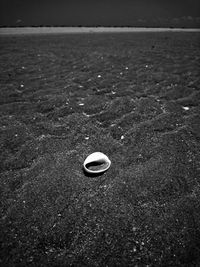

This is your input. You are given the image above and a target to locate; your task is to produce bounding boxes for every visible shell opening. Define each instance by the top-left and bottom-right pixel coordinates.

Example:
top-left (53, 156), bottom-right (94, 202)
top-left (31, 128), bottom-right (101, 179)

top-left (85, 159), bottom-right (109, 171)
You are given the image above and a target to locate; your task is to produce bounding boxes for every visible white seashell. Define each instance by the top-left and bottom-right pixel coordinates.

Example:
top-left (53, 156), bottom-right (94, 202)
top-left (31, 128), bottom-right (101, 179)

top-left (83, 152), bottom-right (111, 174)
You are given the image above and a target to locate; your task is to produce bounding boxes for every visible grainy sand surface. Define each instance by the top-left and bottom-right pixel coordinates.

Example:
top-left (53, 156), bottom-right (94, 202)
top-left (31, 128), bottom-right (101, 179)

top-left (0, 32), bottom-right (200, 266)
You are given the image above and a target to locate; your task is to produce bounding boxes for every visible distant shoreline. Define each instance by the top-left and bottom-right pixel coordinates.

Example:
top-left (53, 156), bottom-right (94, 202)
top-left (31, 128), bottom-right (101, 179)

top-left (0, 27), bottom-right (200, 35)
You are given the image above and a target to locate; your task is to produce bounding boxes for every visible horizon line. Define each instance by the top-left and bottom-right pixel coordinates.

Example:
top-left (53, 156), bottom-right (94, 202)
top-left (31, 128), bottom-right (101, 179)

top-left (0, 26), bottom-right (200, 35)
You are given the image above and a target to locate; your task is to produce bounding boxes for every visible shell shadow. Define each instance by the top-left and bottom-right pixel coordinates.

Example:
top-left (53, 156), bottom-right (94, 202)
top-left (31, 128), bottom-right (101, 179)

top-left (82, 167), bottom-right (106, 178)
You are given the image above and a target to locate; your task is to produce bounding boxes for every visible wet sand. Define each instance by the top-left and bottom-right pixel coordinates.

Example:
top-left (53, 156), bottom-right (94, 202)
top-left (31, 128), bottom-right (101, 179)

top-left (0, 32), bottom-right (200, 266)
top-left (1, 27), bottom-right (200, 35)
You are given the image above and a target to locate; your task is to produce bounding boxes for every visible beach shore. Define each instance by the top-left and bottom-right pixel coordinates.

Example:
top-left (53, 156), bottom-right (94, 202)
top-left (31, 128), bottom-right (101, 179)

top-left (0, 32), bottom-right (200, 266)
top-left (0, 26), bottom-right (200, 35)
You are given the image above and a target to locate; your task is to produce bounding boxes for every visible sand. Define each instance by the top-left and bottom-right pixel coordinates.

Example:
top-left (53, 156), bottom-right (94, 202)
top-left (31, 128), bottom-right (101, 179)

top-left (0, 27), bottom-right (200, 35)
top-left (0, 32), bottom-right (200, 266)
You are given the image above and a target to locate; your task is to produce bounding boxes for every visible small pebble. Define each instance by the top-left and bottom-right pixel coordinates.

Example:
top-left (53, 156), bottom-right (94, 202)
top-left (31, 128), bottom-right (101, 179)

top-left (38, 134), bottom-right (46, 140)
top-left (183, 106), bottom-right (190, 111)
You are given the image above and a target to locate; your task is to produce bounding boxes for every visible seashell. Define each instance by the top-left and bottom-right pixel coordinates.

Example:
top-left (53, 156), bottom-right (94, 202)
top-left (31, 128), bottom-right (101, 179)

top-left (83, 152), bottom-right (111, 174)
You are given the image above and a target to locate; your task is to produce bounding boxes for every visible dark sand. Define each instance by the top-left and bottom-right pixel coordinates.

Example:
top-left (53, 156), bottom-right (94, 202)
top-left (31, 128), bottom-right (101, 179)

top-left (0, 32), bottom-right (200, 266)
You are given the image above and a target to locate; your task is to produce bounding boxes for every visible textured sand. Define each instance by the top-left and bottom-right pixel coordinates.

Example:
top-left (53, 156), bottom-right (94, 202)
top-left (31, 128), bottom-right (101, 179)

top-left (0, 32), bottom-right (200, 266)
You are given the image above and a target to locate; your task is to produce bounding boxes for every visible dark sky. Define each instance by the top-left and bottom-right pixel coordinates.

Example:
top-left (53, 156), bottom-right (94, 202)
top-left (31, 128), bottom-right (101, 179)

top-left (0, 0), bottom-right (200, 27)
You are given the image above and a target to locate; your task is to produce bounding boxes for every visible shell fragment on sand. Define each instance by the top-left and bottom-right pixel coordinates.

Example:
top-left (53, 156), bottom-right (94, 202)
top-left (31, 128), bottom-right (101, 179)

top-left (183, 106), bottom-right (190, 111)
top-left (83, 152), bottom-right (111, 174)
